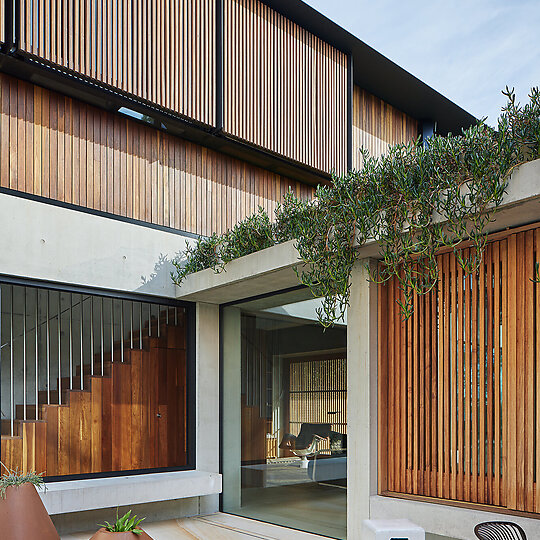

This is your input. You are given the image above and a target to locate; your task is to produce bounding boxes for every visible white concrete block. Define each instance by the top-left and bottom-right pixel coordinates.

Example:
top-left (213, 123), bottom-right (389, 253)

top-left (0, 192), bottom-right (193, 296)
top-left (363, 519), bottom-right (425, 540)
top-left (40, 470), bottom-right (221, 515)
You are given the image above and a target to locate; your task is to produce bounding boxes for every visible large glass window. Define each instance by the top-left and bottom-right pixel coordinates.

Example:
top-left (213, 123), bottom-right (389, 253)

top-left (0, 281), bottom-right (193, 479)
top-left (222, 290), bottom-right (347, 539)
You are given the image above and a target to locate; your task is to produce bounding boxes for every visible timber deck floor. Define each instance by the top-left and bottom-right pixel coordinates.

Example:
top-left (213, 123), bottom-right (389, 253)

top-left (60, 513), bottom-right (330, 539)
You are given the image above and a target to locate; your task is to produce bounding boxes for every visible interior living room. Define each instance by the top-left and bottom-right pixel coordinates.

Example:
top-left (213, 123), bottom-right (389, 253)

top-left (221, 289), bottom-right (347, 539)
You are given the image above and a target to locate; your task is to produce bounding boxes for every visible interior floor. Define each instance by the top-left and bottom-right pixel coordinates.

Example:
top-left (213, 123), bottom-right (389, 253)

top-left (232, 483), bottom-right (347, 539)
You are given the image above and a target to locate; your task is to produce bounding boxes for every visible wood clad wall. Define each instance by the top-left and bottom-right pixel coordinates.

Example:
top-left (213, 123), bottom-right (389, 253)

top-left (378, 223), bottom-right (540, 514)
top-left (0, 73), bottom-right (314, 236)
top-left (223, 0), bottom-right (348, 176)
top-left (19, 0), bottom-right (215, 125)
top-left (352, 86), bottom-right (419, 168)
top-left (1, 323), bottom-right (187, 476)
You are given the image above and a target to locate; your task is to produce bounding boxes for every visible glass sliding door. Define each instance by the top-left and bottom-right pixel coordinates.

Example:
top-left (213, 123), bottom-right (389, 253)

top-left (222, 290), bottom-right (347, 539)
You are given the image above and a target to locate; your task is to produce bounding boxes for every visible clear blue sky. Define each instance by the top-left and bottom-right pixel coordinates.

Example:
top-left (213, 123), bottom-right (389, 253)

top-left (304, 0), bottom-right (540, 127)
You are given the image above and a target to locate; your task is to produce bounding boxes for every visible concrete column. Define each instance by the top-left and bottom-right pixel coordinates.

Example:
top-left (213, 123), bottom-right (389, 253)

top-left (196, 302), bottom-right (220, 513)
top-left (221, 307), bottom-right (242, 511)
top-left (347, 259), bottom-right (378, 536)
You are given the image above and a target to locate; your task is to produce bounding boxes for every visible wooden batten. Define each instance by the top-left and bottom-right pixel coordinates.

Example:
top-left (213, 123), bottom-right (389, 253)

top-left (18, 0), bottom-right (216, 126)
top-left (0, 72), bottom-right (314, 237)
top-left (223, 0), bottom-right (348, 176)
top-left (378, 222), bottom-right (540, 516)
top-left (352, 86), bottom-right (419, 169)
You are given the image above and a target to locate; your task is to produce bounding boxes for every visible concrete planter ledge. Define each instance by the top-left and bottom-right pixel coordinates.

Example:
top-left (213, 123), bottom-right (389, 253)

top-left (40, 470), bottom-right (222, 515)
top-left (176, 239), bottom-right (304, 303)
top-left (177, 159), bottom-right (540, 305)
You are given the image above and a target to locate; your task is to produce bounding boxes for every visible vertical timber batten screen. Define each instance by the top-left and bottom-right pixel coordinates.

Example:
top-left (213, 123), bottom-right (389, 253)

top-left (352, 86), bottom-right (420, 168)
top-left (378, 224), bottom-right (540, 514)
top-left (19, 0), bottom-right (216, 126)
top-left (223, 0), bottom-right (348, 176)
top-left (0, 72), bottom-right (314, 236)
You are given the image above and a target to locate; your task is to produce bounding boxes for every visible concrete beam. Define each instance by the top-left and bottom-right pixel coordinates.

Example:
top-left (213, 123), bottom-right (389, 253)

top-left (196, 302), bottom-right (221, 513)
top-left (177, 240), bottom-right (303, 303)
top-left (347, 259), bottom-right (378, 535)
top-left (0, 192), bottom-right (194, 297)
top-left (221, 307), bottom-right (242, 511)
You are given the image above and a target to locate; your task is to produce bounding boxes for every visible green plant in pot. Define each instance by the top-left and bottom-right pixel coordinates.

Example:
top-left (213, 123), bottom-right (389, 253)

top-left (0, 462), bottom-right (59, 540)
top-left (91, 509), bottom-right (153, 539)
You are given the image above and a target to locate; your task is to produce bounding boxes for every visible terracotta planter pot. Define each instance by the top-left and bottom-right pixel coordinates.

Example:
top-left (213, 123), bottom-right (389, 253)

top-left (0, 483), bottom-right (59, 540)
top-left (90, 528), bottom-right (153, 540)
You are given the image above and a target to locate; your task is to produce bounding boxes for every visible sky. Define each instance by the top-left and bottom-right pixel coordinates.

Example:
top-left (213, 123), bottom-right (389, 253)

top-left (304, 0), bottom-right (540, 126)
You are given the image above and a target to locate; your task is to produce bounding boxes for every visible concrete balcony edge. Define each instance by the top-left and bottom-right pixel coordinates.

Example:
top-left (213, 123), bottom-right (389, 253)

top-left (177, 159), bottom-right (540, 305)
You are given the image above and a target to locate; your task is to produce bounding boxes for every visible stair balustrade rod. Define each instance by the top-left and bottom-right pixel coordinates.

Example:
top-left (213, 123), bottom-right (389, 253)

top-left (10, 285), bottom-right (14, 436)
top-left (157, 305), bottom-right (160, 338)
top-left (46, 291), bottom-right (50, 405)
top-left (111, 299), bottom-right (114, 363)
top-left (35, 291), bottom-right (38, 420)
top-left (139, 302), bottom-right (143, 349)
top-left (130, 301), bottom-right (134, 350)
top-left (80, 295), bottom-right (84, 389)
top-left (90, 296), bottom-right (94, 377)
top-left (120, 300), bottom-right (124, 362)
top-left (23, 287), bottom-right (26, 421)
top-left (58, 293), bottom-right (62, 405)
top-left (148, 304), bottom-right (151, 337)
top-left (100, 297), bottom-right (104, 376)
top-left (69, 293), bottom-right (74, 389)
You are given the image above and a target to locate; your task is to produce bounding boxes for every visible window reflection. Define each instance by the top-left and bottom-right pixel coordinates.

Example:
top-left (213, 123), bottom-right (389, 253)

top-left (222, 294), bottom-right (347, 539)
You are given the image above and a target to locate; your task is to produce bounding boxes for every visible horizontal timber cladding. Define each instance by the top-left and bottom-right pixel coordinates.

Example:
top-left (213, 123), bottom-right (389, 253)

top-left (352, 86), bottom-right (419, 168)
top-left (378, 223), bottom-right (540, 514)
top-left (18, 0), bottom-right (215, 126)
top-left (223, 0), bottom-right (348, 176)
top-left (0, 73), bottom-right (313, 236)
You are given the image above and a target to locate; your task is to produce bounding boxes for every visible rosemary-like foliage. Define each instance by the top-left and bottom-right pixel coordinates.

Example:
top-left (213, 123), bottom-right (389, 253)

top-left (0, 461), bottom-right (45, 499)
top-left (173, 87), bottom-right (540, 326)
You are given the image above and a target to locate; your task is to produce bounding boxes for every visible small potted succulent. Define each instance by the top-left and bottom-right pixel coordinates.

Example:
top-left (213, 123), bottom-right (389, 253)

top-left (0, 463), bottom-right (59, 540)
top-left (91, 509), bottom-right (153, 539)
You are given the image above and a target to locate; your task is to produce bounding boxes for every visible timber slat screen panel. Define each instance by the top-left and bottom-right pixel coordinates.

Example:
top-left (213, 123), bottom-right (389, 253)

top-left (18, 0), bottom-right (215, 126)
top-left (289, 356), bottom-right (347, 455)
top-left (223, 0), bottom-right (348, 176)
top-left (352, 86), bottom-right (419, 168)
top-left (378, 224), bottom-right (540, 514)
top-left (0, 73), bottom-right (313, 236)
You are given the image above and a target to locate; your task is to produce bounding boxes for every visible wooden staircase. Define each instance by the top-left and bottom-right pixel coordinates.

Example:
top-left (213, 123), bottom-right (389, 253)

top-left (1, 309), bottom-right (187, 476)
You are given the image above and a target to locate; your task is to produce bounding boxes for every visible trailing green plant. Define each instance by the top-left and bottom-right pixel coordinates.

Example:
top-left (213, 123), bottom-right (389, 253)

top-left (173, 87), bottom-right (540, 326)
top-left (220, 206), bottom-right (275, 263)
top-left (172, 233), bottom-right (223, 284)
top-left (0, 461), bottom-right (45, 499)
top-left (99, 509), bottom-right (145, 535)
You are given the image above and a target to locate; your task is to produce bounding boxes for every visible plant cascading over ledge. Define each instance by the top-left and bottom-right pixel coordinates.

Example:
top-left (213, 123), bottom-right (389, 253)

top-left (172, 88), bottom-right (540, 326)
